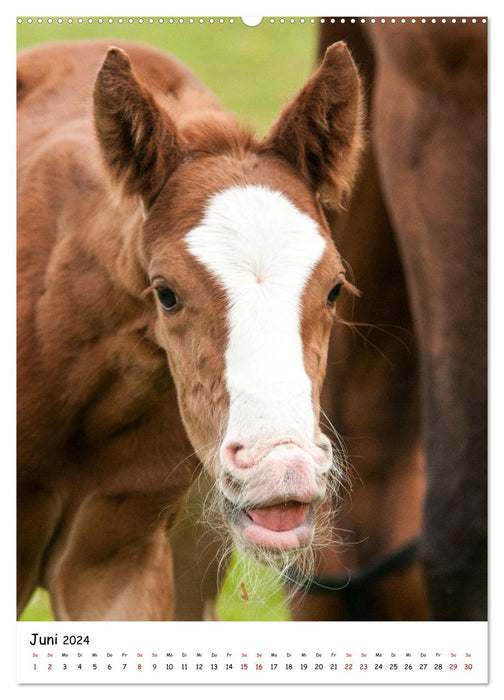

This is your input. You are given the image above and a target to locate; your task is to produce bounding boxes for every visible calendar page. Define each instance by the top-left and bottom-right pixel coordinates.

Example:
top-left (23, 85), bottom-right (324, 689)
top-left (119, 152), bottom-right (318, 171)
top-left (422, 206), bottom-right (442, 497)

top-left (14, 6), bottom-right (489, 690)
top-left (17, 621), bottom-right (487, 683)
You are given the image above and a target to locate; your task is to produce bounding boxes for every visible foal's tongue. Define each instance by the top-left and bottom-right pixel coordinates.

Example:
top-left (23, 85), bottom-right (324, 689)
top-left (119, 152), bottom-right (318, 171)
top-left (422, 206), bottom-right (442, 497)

top-left (247, 502), bottom-right (309, 532)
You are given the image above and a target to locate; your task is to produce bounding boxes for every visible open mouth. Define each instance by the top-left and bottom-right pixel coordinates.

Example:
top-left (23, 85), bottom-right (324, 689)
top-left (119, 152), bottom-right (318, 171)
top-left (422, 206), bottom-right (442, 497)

top-left (226, 498), bottom-right (315, 552)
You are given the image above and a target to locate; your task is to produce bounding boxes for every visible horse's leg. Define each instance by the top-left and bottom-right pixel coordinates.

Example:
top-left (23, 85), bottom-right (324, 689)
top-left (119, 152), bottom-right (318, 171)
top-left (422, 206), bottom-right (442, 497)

top-left (45, 492), bottom-right (180, 620)
top-left (369, 24), bottom-right (487, 620)
top-left (17, 479), bottom-right (63, 617)
top-left (171, 474), bottom-right (225, 620)
top-left (289, 144), bottom-right (429, 621)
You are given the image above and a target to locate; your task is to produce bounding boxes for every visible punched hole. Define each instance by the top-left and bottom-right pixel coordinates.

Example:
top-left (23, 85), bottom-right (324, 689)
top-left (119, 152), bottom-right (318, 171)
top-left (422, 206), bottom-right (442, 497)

top-left (241, 16), bottom-right (262, 26)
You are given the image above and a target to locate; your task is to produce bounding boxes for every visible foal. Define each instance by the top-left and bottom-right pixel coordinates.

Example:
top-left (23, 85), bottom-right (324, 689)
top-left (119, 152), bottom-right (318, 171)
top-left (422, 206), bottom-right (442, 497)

top-left (17, 39), bottom-right (363, 619)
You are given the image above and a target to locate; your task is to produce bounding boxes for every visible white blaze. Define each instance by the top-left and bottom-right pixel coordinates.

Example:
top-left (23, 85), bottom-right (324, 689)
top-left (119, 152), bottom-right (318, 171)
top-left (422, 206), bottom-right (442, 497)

top-left (185, 185), bottom-right (326, 446)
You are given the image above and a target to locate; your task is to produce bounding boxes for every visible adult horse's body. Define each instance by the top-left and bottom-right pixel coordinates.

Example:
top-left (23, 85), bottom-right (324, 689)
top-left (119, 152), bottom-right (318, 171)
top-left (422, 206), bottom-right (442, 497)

top-left (17, 39), bottom-right (364, 620)
top-left (287, 20), bottom-right (487, 622)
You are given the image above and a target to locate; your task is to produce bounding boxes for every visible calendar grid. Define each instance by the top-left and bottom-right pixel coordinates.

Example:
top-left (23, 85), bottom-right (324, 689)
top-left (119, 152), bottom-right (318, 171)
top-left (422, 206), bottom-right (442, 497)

top-left (17, 621), bottom-right (488, 684)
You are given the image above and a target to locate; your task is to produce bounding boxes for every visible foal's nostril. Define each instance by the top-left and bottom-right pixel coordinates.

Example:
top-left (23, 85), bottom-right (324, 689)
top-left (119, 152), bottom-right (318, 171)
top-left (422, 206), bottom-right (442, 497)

top-left (316, 436), bottom-right (333, 462)
top-left (222, 442), bottom-right (252, 470)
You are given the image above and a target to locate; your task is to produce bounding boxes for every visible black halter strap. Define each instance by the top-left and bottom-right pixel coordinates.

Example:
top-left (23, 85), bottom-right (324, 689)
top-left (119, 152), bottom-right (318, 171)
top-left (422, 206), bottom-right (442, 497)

top-left (286, 538), bottom-right (421, 618)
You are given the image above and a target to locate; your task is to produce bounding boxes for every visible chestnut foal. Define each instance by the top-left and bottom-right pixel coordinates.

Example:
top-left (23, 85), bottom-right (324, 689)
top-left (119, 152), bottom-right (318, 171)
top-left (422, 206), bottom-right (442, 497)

top-left (17, 39), bottom-right (363, 620)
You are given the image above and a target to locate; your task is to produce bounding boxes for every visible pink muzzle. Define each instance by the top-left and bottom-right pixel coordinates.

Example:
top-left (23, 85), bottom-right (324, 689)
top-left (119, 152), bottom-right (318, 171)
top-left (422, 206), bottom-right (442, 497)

top-left (221, 440), bottom-right (330, 552)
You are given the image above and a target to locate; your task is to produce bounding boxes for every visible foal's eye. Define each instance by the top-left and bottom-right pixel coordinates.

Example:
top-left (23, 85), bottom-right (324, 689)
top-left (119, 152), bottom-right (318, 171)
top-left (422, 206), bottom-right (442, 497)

top-left (156, 287), bottom-right (179, 312)
top-left (327, 283), bottom-right (343, 305)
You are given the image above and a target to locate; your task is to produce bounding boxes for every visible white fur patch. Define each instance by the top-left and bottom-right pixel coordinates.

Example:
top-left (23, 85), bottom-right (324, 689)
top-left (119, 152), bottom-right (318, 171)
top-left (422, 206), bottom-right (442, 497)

top-left (185, 185), bottom-right (326, 446)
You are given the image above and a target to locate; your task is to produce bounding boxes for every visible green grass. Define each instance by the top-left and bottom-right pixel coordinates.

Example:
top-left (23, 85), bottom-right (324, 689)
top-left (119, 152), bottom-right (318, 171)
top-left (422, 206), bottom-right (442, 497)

top-left (215, 552), bottom-right (291, 622)
top-left (17, 16), bottom-right (317, 622)
top-left (17, 16), bottom-right (317, 137)
top-left (19, 588), bottom-right (54, 621)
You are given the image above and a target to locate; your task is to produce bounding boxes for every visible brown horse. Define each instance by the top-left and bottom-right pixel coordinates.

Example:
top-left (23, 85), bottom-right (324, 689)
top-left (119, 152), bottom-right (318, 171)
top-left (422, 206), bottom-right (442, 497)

top-left (17, 39), bottom-right (365, 620)
top-left (286, 20), bottom-right (487, 623)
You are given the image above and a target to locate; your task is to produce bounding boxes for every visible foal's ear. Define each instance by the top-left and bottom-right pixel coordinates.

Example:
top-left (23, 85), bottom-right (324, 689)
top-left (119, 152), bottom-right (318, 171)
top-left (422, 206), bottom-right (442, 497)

top-left (94, 47), bottom-right (183, 208)
top-left (265, 42), bottom-right (364, 209)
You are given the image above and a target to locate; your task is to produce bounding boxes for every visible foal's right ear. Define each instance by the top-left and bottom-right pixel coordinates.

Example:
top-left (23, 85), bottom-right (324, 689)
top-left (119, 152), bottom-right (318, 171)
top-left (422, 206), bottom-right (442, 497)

top-left (94, 47), bottom-right (183, 208)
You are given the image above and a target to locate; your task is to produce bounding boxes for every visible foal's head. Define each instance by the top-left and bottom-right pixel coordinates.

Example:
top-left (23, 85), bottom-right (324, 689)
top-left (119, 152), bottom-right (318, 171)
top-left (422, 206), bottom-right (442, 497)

top-left (94, 43), bottom-right (363, 568)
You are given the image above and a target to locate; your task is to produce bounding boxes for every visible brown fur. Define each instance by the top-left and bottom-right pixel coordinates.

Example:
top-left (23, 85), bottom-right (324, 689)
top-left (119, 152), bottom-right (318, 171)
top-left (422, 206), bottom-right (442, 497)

top-left (266, 42), bottom-right (364, 210)
top-left (287, 20), bottom-right (487, 622)
top-left (17, 39), bottom-right (364, 620)
top-left (369, 22), bottom-right (487, 621)
top-left (94, 47), bottom-right (184, 207)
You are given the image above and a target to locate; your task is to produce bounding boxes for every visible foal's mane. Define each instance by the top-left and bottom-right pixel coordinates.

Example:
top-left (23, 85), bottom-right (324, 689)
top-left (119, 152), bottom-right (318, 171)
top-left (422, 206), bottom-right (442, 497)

top-left (178, 110), bottom-right (259, 159)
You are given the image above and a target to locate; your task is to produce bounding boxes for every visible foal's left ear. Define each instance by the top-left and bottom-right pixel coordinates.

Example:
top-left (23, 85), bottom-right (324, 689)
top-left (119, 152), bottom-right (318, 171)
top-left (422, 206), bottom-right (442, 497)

top-left (94, 47), bottom-right (183, 209)
top-left (265, 42), bottom-right (364, 209)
